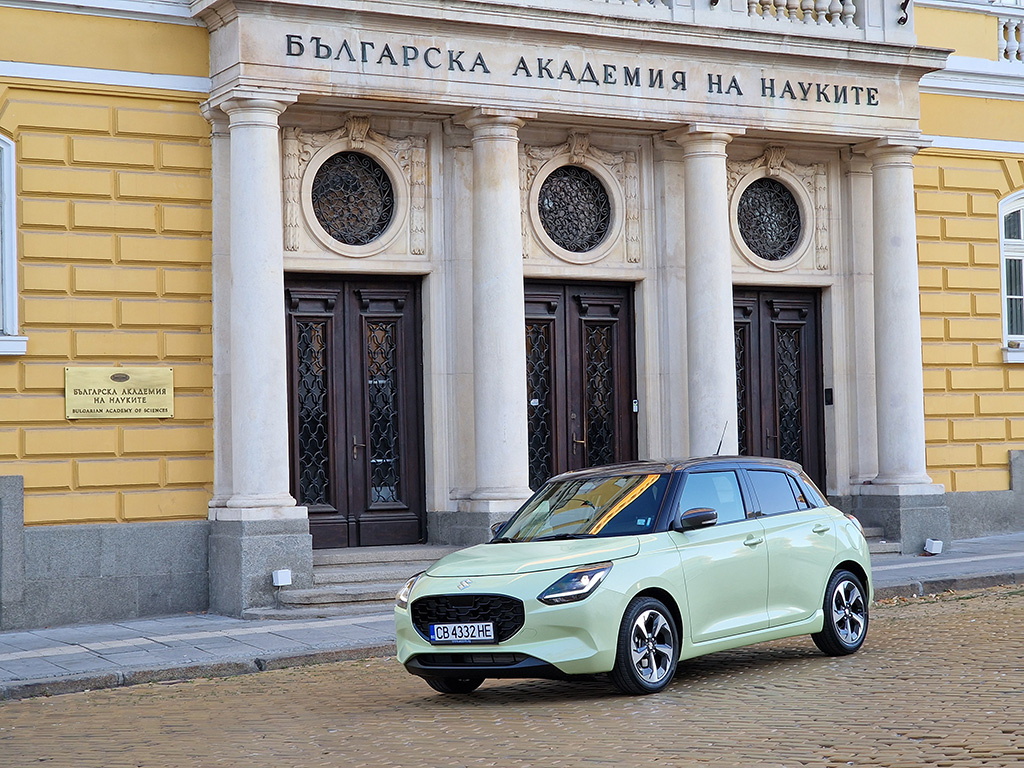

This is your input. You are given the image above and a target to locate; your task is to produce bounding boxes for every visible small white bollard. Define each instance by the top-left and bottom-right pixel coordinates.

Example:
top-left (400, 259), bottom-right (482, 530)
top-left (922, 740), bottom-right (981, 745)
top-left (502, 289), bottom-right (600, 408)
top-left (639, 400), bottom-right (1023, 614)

top-left (923, 539), bottom-right (944, 555)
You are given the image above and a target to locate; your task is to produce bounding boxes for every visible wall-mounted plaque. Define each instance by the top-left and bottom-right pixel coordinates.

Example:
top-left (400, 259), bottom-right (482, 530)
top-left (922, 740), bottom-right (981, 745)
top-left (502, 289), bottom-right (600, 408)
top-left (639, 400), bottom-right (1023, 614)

top-left (65, 367), bottom-right (174, 420)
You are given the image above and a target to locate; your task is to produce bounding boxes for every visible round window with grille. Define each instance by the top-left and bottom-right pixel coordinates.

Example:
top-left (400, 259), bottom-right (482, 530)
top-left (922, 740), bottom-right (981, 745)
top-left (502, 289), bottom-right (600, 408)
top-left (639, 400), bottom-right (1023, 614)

top-left (311, 151), bottom-right (395, 246)
top-left (736, 178), bottom-right (802, 262)
top-left (538, 166), bottom-right (612, 253)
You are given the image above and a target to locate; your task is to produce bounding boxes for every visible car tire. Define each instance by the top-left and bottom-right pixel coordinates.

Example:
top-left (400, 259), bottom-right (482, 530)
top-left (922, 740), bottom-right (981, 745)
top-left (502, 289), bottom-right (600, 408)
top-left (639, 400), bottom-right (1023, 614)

top-left (812, 569), bottom-right (869, 656)
top-left (423, 676), bottom-right (485, 694)
top-left (610, 595), bottom-right (679, 695)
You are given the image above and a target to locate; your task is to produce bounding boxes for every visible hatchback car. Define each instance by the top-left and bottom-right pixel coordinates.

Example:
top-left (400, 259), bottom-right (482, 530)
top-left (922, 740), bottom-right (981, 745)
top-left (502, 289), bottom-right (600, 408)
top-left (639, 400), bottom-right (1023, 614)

top-left (395, 457), bottom-right (871, 695)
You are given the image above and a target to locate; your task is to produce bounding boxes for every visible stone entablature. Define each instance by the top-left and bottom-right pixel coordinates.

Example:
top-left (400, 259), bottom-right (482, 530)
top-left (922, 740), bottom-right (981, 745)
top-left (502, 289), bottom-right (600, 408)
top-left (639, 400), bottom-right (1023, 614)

top-left (196, 0), bottom-right (945, 141)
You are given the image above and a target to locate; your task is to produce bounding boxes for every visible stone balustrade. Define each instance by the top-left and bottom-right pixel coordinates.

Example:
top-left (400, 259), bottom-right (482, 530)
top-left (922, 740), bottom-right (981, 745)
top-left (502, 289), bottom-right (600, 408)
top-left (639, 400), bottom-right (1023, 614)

top-left (480, 0), bottom-right (912, 43)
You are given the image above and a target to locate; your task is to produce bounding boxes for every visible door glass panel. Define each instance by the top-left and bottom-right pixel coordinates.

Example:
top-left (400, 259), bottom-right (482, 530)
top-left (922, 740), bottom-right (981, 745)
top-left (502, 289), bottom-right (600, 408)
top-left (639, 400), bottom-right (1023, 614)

top-left (296, 320), bottom-right (331, 506)
top-left (526, 322), bottom-right (554, 490)
top-left (366, 321), bottom-right (401, 504)
top-left (775, 326), bottom-right (804, 464)
top-left (749, 470), bottom-right (799, 515)
top-left (678, 471), bottom-right (746, 524)
top-left (583, 323), bottom-right (615, 467)
top-left (735, 324), bottom-right (749, 455)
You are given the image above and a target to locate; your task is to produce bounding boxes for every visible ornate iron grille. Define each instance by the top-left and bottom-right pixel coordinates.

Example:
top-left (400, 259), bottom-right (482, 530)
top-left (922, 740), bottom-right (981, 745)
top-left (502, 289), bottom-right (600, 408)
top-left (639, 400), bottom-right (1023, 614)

top-left (775, 326), bottom-right (804, 464)
top-left (296, 320), bottom-right (331, 506)
top-left (584, 323), bottom-right (615, 467)
top-left (526, 323), bottom-right (554, 490)
top-left (735, 324), bottom-right (749, 455)
top-left (311, 152), bottom-right (395, 246)
top-left (737, 178), bottom-right (802, 261)
top-left (366, 321), bottom-right (401, 504)
top-left (538, 166), bottom-right (612, 253)
top-left (411, 595), bottom-right (526, 643)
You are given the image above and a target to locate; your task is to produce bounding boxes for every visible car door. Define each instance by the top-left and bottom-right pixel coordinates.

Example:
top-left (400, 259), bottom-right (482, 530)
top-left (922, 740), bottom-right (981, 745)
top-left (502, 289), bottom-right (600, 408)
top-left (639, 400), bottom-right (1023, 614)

top-left (671, 469), bottom-right (770, 644)
top-left (745, 468), bottom-right (838, 628)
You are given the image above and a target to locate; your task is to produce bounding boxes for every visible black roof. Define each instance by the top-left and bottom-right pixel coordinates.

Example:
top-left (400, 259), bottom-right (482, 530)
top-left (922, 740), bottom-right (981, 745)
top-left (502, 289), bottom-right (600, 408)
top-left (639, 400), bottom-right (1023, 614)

top-left (547, 456), bottom-right (806, 483)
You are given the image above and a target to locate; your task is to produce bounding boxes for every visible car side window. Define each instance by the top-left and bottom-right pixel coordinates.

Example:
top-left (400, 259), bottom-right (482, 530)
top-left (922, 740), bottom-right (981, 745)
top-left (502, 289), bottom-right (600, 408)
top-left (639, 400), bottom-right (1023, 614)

top-left (678, 471), bottom-right (746, 524)
top-left (748, 470), bottom-right (799, 515)
top-left (787, 475), bottom-right (810, 510)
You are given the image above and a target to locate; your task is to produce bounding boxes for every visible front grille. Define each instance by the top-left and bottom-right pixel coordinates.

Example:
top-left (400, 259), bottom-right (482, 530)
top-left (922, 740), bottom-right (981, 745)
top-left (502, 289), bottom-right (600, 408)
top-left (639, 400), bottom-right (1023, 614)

top-left (416, 653), bottom-right (529, 667)
top-left (411, 594), bottom-right (525, 642)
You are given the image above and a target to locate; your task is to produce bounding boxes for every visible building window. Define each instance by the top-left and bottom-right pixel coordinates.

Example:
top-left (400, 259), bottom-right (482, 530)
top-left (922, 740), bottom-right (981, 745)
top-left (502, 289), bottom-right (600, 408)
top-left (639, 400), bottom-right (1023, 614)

top-left (310, 151), bottom-right (395, 247)
top-left (736, 177), bottom-right (802, 262)
top-left (537, 165), bottom-right (612, 253)
top-left (1003, 201), bottom-right (1024, 362)
top-left (0, 133), bottom-right (26, 355)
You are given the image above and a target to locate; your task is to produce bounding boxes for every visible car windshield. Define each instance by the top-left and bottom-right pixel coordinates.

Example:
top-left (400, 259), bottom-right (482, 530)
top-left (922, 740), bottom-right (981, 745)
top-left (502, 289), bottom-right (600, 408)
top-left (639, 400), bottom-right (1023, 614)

top-left (494, 473), bottom-right (671, 542)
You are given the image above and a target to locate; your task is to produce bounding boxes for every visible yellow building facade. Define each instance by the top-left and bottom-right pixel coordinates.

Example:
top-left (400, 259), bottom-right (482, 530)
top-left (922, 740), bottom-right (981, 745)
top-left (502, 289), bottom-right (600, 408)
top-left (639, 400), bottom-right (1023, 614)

top-left (0, 0), bottom-right (1021, 629)
top-left (915, 1), bottom-right (1024, 533)
top-left (0, 3), bottom-right (215, 627)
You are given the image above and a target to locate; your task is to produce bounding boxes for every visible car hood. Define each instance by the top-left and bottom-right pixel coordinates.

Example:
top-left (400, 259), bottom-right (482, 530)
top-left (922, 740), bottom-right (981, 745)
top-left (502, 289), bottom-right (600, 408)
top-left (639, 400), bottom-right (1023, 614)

top-left (425, 537), bottom-right (641, 578)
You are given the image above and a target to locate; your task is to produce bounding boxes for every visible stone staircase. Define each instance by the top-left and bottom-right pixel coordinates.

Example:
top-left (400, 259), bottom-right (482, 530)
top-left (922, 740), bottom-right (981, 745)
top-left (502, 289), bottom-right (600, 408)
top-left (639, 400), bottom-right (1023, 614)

top-left (243, 544), bottom-right (461, 620)
top-left (863, 526), bottom-right (901, 555)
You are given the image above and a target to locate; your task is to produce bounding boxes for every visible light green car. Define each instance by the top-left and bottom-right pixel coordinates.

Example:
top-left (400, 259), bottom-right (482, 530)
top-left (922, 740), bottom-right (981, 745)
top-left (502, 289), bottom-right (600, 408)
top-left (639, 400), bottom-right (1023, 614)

top-left (395, 457), bottom-right (871, 695)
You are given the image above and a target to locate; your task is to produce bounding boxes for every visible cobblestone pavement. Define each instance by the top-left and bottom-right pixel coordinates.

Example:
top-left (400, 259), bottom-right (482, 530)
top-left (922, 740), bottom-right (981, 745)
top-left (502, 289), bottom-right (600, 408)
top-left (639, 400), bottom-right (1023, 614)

top-left (1, 587), bottom-right (1021, 768)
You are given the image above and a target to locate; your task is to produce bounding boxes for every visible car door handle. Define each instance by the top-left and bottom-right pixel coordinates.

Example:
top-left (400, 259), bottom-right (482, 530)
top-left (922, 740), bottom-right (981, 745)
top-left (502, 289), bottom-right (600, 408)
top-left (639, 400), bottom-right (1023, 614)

top-left (743, 536), bottom-right (764, 547)
top-left (812, 524), bottom-right (830, 534)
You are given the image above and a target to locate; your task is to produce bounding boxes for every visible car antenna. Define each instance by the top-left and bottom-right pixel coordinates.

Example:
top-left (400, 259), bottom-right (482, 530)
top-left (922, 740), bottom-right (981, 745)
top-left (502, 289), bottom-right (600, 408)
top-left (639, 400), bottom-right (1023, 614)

top-left (714, 423), bottom-right (727, 456)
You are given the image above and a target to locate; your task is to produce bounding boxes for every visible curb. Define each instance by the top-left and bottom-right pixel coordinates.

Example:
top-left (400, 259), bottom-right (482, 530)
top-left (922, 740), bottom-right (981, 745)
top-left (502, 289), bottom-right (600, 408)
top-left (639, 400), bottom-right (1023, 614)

top-left (0, 644), bottom-right (396, 702)
top-left (873, 571), bottom-right (1023, 601)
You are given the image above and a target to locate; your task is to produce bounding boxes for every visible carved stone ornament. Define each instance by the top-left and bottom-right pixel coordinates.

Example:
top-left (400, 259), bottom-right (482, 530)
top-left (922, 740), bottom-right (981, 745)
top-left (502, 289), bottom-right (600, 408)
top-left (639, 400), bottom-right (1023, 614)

top-left (284, 116), bottom-right (427, 255)
top-left (727, 146), bottom-right (829, 270)
top-left (520, 131), bottom-right (640, 263)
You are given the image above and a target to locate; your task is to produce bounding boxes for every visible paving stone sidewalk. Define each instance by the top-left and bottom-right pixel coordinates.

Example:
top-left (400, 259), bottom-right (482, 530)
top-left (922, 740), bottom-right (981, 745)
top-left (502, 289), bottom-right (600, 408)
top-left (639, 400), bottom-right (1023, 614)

top-left (1, 530), bottom-right (1022, 701)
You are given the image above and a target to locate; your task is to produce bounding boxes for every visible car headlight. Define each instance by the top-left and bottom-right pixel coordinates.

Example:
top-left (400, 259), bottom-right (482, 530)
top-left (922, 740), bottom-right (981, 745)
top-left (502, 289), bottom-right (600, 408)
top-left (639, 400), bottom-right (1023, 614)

top-left (396, 572), bottom-right (424, 609)
top-left (537, 562), bottom-right (612, 605)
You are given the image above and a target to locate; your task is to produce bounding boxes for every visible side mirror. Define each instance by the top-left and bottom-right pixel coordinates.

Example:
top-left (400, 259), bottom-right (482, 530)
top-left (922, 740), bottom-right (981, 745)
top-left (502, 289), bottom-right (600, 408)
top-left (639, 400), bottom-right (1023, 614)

top-left (673, 507), bottom-right (718, 531)
top-left (490, 520), bottom-right (509, 537)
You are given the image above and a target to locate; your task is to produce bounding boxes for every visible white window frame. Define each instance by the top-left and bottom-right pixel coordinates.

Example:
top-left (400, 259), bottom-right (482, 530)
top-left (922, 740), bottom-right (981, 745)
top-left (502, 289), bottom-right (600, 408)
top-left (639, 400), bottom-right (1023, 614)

top-left (0, 133), bottom-right (27, 355)
top-left (1000, 191), bottom-right (1024, 364)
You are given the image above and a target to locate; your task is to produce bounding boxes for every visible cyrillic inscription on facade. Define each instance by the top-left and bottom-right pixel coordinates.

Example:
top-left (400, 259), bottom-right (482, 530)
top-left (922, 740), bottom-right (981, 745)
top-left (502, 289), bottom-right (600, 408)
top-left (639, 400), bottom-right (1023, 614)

top-left (65, 367), bottom-right (174, 419)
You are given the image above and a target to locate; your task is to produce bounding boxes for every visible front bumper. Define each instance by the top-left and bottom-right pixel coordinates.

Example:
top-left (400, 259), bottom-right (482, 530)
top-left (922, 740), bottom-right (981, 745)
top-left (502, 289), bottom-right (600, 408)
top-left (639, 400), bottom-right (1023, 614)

top-left (394, 570), bottom-right (629, 678)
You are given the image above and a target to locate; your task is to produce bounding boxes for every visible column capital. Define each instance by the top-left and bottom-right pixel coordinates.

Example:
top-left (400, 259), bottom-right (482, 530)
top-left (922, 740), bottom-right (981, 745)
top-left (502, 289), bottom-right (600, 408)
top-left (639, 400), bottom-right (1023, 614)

top-left (854, 136), bottom-right (931, 163)
top-left (214, 90), bottom-right (298, 128)
top-left (455, 107), bottom-right (537, 135)
top-left (200, 102), bottom-right (230, 135)
top-left (663, 123), bottom-right (745, 150)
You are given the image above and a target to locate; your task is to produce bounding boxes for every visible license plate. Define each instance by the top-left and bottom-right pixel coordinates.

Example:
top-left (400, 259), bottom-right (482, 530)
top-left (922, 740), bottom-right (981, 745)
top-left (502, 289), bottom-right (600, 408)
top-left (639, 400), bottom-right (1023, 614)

top-left (429, 622), bottom-right (495, 644)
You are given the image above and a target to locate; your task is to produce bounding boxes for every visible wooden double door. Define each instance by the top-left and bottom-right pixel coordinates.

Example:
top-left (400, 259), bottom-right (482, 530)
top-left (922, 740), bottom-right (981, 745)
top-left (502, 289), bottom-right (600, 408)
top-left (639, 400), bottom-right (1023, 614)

top-left (525, 281), bottom-right (638, 490)
top-left (734, 288), bottom-right (826, 488)
top-left (285, 276), bottom-right (424, 548)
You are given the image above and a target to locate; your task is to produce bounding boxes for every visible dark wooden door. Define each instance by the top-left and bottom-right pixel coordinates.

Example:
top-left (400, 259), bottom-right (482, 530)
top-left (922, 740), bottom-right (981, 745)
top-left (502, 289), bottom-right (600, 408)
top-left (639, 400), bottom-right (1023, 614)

top-left (285, 276), bottom-right (424, 548)
top-left (525, 281), bottom-right (637, 490)
top-left (734, 288), bottom-right (826, 488)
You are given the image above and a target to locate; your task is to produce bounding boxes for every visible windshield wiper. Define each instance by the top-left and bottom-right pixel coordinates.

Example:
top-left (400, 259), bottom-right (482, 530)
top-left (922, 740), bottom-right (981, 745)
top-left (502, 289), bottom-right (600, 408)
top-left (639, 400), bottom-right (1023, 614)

top-left (532, 533), bottom-right (596, 541)
top-left (487, 537), bottom-right (517, 544)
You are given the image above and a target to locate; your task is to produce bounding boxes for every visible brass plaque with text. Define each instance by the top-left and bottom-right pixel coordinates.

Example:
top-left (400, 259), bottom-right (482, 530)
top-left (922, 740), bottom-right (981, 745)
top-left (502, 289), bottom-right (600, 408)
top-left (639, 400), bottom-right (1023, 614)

top-left (65, 367), bottom-right (174, 420)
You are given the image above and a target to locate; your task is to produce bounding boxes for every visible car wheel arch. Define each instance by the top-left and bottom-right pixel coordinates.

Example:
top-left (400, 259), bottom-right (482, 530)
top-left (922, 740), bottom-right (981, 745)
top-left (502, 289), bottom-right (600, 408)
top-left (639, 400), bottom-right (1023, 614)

top-left (830, 560), bottom-right (869, 598)
top-left (629, 587), bottom-right (684, 642)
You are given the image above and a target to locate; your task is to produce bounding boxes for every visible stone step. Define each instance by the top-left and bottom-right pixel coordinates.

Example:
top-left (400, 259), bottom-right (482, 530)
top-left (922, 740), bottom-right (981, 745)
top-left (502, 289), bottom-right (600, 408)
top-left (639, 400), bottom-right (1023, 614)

top-left (313, 562), bottom-right (437, 586)
top-left (312, 545), bottom-right (461, 568)
top-left (279, 582), bottom-right (401, 606)
top-left (862, 526), bottom-right (885, 539)
top-left (868, 538), bottom-right (901, 555)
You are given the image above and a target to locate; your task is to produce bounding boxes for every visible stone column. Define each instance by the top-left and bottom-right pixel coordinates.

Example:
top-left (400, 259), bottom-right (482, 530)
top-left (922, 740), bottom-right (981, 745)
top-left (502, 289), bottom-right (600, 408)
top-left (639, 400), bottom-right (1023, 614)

top-left (855, 138), bottom-right (948, 554)
top-left (207, 93), bottom-right (312, 616)
top-left (666, 126), bottom-right (744, 457)
top-left (201, 106), bottom-right (232, 512)
top-left (456, 108), bottom-right (536, 540)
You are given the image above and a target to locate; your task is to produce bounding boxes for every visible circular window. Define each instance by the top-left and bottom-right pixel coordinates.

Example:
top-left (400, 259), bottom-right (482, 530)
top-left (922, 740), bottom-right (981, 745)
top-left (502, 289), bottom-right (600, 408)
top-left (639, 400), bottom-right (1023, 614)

top-left (538, 166), bottom-right (612, 253)
top-left (311, 152), bottom-right (395, 246)
top-left (736, 178), bottom-right (802, 261)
